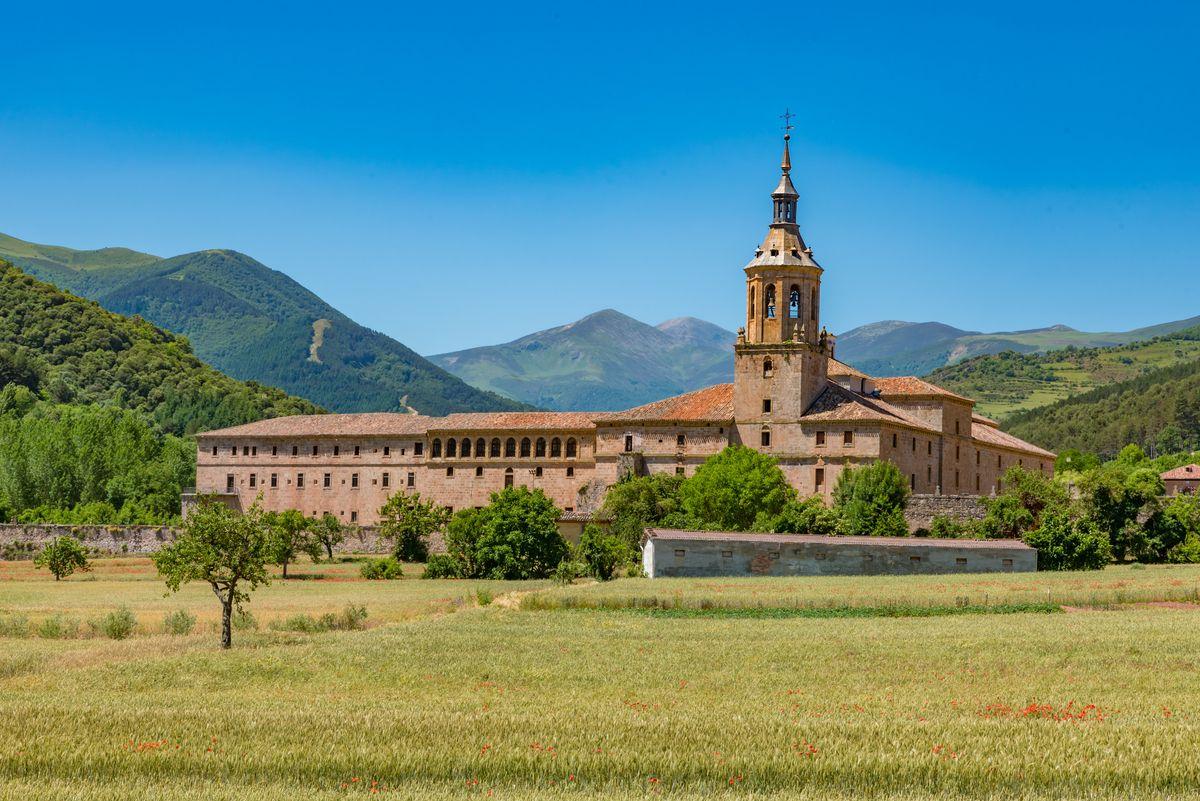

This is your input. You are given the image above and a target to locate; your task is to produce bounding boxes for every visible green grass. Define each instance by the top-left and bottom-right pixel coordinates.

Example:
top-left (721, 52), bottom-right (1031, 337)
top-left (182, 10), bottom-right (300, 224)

top-left (2, 558), bottom-right (1200, 799)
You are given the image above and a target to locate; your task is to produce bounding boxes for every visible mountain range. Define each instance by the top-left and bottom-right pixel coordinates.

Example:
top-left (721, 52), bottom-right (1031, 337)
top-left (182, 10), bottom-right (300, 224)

top-left (430, 310), bottom-right (735, 411)
top-left (0, 233), bottom-right (527, 417)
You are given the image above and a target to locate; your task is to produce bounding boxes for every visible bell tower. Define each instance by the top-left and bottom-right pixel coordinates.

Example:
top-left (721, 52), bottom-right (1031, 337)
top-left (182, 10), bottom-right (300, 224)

top-left (734, 121), bottom-right (832, 449)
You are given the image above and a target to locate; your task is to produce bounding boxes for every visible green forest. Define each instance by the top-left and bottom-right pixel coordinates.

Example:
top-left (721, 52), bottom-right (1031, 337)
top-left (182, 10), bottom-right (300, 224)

top-left (0, 260), bottom-right (322, 524)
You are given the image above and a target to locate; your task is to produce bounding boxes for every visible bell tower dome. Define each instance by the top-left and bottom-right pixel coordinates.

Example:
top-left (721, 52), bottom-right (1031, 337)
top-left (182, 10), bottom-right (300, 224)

top-left (734, 120), bottom-right (832, 449)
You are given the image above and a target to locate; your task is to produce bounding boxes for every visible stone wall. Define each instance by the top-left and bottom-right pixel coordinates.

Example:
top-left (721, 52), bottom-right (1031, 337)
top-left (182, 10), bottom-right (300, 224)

top-left (904, 494), bottom-right (987, 533)
top-left (0, 523), bottom-right (411, 558)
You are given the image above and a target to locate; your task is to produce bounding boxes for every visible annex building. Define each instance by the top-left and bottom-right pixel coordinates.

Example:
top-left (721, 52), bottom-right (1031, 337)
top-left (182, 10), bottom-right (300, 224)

top-left (193, 136), bottom-right (1053, 526)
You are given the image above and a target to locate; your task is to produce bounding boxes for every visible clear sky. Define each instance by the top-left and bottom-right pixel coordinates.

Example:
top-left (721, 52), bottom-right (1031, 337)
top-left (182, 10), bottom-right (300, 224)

top-left (2, 1), bottom-right (1198, 355)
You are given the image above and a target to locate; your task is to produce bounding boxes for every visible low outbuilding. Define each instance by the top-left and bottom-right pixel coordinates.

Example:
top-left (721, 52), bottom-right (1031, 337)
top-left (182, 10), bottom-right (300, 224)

top-left (642, 528), bottom-right (1036, 578)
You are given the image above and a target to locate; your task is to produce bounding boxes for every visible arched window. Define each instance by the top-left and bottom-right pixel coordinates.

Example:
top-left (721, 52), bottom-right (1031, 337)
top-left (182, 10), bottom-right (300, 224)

top-left (565, 438), bottom-right (577, 458)
top-left (535, 437), bottom-right (546, 458)
top-left (765, 284), bottom-right (776, 319)
top-left (789, 285), bottom-right (800, 319)
top-left (763, 358), bottom-right (773, 379)
top-left (749, 287), bottom-right (755, 319)
top-left (446, 438), bottom-right (457, 458)
top-left (810, 288), bottom-right (817, 321)
top-left (431, 439), bottom-right (442, 458)
top-left (490, 438), bottom-right (501, 458)
top-left (504, 467), bottom-right (514, 488)
top-left (476, 438), bottom-right (486, 458)
top-left (520, 438), bottom-right (531, 458)
top-left (550, 437), bottom-right (562, 457)
top-left (461, 438), bottom-right (471, 458)
top-left (505, 438), bottom-right (516, 458)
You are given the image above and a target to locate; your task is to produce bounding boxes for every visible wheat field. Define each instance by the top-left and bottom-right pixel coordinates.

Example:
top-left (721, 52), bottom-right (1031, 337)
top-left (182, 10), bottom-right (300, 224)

top-left (2, 558), bottom-right (1200, 799)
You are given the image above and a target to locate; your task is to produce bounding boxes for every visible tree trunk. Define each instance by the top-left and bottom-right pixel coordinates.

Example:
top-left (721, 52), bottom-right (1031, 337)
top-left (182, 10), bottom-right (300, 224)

top-left (325, 541), bottom-right (334, 561)
top-left (221, 599), bottom-right (233, 649)
top-left (282, 557), bottom-right (289, 579)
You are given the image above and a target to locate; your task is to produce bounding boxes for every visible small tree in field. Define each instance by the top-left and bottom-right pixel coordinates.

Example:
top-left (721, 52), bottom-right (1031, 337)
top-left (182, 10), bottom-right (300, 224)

top-left (379, 492), bottom-right (450, 562)
top-left (35, 536), bottom-right (90, 580)
top-left (472, 486), bottom-right (567, 579)
top-left (153, 498), bottom-right (271, 649)
top-left (312, 512), bottom-right (347, 561)
top-left (832, 461), bottom-right (910, 537)
top-left (265, 509), bottom-right (320, 578)
top-left (578, 523), bottom-right (630, 581)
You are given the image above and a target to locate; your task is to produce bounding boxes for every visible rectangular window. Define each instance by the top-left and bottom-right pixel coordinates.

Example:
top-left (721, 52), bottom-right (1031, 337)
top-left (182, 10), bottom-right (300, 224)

top-left (323, 473), bottom-right (331, 488)
top-left (721, 550), bottom-right (733, 558)
top-left (333, 445), bottom-right (340, 456)
top-left (446, 467), bottom-right (454, 477)
top-left (815, 467), bottom-right (824, 489)
top-left (955, 470), bottom-right (960, 488)
top-left (956, 445), bottom-right (960, 460)
top-left (910, 556), bottom-right (921, 563)
top-left (241, 446), bottom-right (248, 456)
top-left (414, 442), bottom-right (424, 456)
top-left (843, 430), bottom-right (853, 447)
top-left (677, 433), bottom-right (686, 447)
top-left (762, 398), bottom-right (772, 414)
top-left (674, 549), bottom-right (686, 558)
top-left (910, 474), bottom-right (916, 489)
top-left (976, 475), bottom-right (981, 492)
top-left (292, 445), bottom-right (299, 457)
top-left (251, 446), bottom-right (257, 456)
top-left (351, 473), bottom-right (359, 488)
top-left (353, 445), bottom-right (360, 457)
top-left (249, 473), bottom-right (257, 488)
top-left (769, 552), bottom-right (779, 560)
top-left (760, 430), bottom-right (771, 447)
top-left (382, 472), bottom-right (390, 488)
top-left (312, 445), bottom-right (319, 456)
top-left (350, 511), bottom-right (358, 523)
top-left (566, 466), bottom-right (574, 477)
top-left (956, 557), bottom-right (968, 566)
top-left (816, 431), bottom-right (826, 447)
top-left (892, 433), bottom-right (897, 448)
top-left (535, 466), bottom-right (543, 477)
top-left (927, 465), bottom-right (932, 483)
top-left (297, 473), bottom-right (305, 488)
top-left (231, 446), bottom-right (237, 456)
top-left (272, 445), bottom-right (278, 457)
top-left (383, 446), bottom-right (391, 456)
top-left (955, 420), bottom-right (960, 435)
top-left (997, 454), bottom-right (1002, 468)
top-left (624, 435), bottom-right (633, 452)
top-left (927, 441), bottom-right (932, 456)
top-left (270, 473), bottom-right (278, 488)
top-left (475, 466), bottom-right (483, 477)
top-left (976, 450), bottom-right (980, 465)
top-left (407, 472), bottom-right (415, 488)
top-left (1003, 558), bottom-right (1013, 568)
top-left (226, 474), bottom-right (235, 491)
top-left (912, 438), bottom-right (916, 452)
top-left (212, 446), bottom-right (218, 456)
top-left (675, 466), bottom-right (685, 475)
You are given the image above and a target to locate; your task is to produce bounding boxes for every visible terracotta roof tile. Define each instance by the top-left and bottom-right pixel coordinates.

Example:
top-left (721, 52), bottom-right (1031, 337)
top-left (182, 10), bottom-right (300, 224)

top-left (198, 413), bottom-right (432, 438)
top-left (826, 357), bottom-right (870, 379)
top-left (1161, 464), bottom-right (1200, 481)
top-left (970, 422), bottom-right (1055, 459)
top-left (875, 376), bottom-right (972, 404)
top-left (428, 412), bottom-right (597, 432)
top-left (802, 382), bottom-right (941, 433)
top-left (646, 528), bottom-right (1033, 550)
top-left (972, 413), bottom-right (1001, 428)
top-left (595, 383), bottom-right (735, 423)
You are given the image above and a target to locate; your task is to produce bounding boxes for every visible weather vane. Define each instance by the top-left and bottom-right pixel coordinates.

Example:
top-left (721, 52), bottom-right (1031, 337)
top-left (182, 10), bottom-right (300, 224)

top-left (780, 108), bottom-right (795, 137)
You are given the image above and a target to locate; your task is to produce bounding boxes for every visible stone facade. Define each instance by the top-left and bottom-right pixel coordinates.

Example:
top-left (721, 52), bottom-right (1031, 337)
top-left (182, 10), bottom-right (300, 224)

top-left (642, 528), bottom-right (1036, 578)
top-left (190, 138), bottom-right (1054, 528)
top-left (904, 494), bottom-right (988, 533)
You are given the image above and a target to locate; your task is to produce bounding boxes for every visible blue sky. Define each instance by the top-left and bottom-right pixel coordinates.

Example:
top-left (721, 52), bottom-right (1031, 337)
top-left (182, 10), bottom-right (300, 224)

top-left (2, 1), bottom-right (1198, 354)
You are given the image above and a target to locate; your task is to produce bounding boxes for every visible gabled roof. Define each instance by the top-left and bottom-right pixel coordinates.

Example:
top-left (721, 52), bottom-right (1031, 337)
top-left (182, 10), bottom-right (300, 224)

top-left (875, 376), bottom-right (972, 404)
top-left (197, 413), bottom-right (431, 438)
top-left (595, 383), bottom-right (734, 424)
top-left (826, 357), bottom-right (869, 379)
top-left (427, 412), bottom-right (596, 432)
top-left (970, 421), bottom-right (1055, 459)
top-left (1161, 464), bottom-right (1200, 481)
top-left (972, 413), bottom-right (1001, 428)
top-left (801, 381), bottom-right (940, 433)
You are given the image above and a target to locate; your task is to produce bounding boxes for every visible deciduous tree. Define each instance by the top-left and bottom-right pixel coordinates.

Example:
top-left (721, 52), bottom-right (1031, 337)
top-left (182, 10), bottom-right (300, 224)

top-left (34, 535), bottom-right (90, 581)
top-left (378, 492), bottom-right (450, 562)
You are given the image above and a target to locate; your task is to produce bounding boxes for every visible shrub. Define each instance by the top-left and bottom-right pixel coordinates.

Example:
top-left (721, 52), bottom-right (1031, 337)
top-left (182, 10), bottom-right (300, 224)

top-left (0, 614), bottom-right (30, 637)
top-left (273, 614), bottom-right (324, 633)
top-left (271, 604), bottom-right (367, 633)
top-left (360, 557), bottom-right (404, 580)
top-left (34, 536), bottom-right (90, 581)
top-left (36, 614), bottom-right (79, 639)
top-left (832, 462), bottom-right (910, 537)
top-left (422, 553), bottom-right (463, 579)
top-left (163, 609), bottom-right (197, 636)
top-left (929, 515), bottom-right (979, 539)
top-left (1024, 510), bottom-right (1112, 570)
top-left (578, 524), bottom-right (631, 581)
top-left (474, 588), bottom-right (494, 606)
top-left (232, 609), bottom-right (259, 631)
top-left (1167, 535), bottom-right (1200, 564)
top-left (678, 445), bottom-right (795, 531)
top-left (92, 607), bottom-right (136, 640)
top-left (773, 496), bottom-right (840, 535)
top-left (551, 559), bottom-right (586, 585)
top-left (601, 473), bottom-right (686, 551)
top-left (979, 467), bottom-right (1070, 539)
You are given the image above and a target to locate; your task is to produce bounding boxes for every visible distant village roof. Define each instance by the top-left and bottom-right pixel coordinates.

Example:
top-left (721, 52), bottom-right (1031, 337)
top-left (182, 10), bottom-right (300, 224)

top-left (645, 528), bottom-right (1033, 550)
top-left (595, 383), bottom-right (735, 424)
top-left (198, 413), bottom-right (431, 438)
top-left (875, 376), bottom-right (972, 404)
top-left (428, 412), bottom-right (596, 432)
top-left (970, 421), bottom-right (1055, 459)
top-left (1161, 464), bottom-right (1200, 481)
top-left (802, 381), bottom-right (940, 433)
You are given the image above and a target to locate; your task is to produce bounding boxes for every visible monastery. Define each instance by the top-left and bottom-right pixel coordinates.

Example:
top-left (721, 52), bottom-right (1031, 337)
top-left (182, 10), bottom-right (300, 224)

top-left (193, 135), bottom-right (1053, 525)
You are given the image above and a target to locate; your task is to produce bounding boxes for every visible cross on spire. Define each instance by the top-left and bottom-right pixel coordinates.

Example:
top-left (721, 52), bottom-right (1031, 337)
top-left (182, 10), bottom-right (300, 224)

top-left (779, 108), bottom-right (795, 138)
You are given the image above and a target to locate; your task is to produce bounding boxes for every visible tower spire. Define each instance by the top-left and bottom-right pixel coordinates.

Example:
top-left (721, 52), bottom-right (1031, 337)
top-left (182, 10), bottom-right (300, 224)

top-left (772, 110), bottom-right (799, 225)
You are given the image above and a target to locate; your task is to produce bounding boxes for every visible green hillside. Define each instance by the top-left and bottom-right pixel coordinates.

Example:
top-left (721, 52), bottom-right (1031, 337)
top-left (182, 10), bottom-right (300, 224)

top-left (927, 328), bottom-right (1200, 420)
top-left (1003, 358), bottom-right (1200, 456)
top-left (0, 233), bottom-right (529, 416)
top-left (837, 317), bottom-right (1200, 376)
top-left (0, 260), bottom-right (321, 436)
top-left (430, 310), bottom-right (734, 411)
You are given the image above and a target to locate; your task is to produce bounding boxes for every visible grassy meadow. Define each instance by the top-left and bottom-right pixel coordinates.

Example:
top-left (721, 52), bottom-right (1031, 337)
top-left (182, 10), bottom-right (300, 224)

top-left (2, 557), bottom-right (1200, 799)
